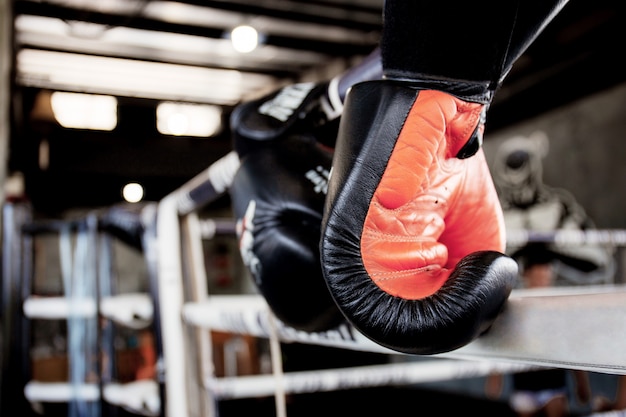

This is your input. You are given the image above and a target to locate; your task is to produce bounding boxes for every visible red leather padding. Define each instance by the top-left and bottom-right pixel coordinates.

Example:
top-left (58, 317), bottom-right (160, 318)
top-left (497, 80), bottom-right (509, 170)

top-left (361, 90), bottom-right (506, 299)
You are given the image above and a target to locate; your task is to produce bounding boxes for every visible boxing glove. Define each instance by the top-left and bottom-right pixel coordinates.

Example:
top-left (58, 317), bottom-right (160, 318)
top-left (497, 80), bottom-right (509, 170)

top-left (230, 135), bottom-right (344, 332)
top-left (321, 81), bottom-right (518, 354)
top-left (228, 50), bottom-right (382, 331)
top-left (231, 81), bottom-right (343, 157)
top-left (230, 48), bottom-right (382, 156)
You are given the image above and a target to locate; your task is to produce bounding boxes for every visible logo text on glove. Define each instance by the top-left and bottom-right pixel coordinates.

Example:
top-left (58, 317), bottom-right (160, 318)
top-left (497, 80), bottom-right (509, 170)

top-left (305, 165), bottom-right (330, 194)
top-left (258, 82), bottom-right (316, 122)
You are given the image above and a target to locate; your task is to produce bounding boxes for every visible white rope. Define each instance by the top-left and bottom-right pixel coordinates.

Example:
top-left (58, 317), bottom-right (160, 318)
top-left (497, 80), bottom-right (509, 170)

top-left (176, 151), bottom-right (240, 215)
top-left (182, 289), bottom-right (626, 375)
top-left (24, 381), bottom-right (99, 402)
top-left (268, 313), bottom-right (287, 417)
top-left (207, 151), bottom-right (240, 195)
top-left (183, 295), bottom-right (390, 354)
top-left (23, 296), bottom-right (96, 319)
top-left (506, 229), bottom-right (626, 246)
top-left (23, 293), bottom-right (152, 321)
top-left (99, 293), bottom-right (153, 328)
top-left (24, 380), bottom-right (160, 416)
top-left (103, 380), bottom-right (161, 416)
top-left (207, 359), bottom-right (540, 400)
top-left (584, 410), bottom-right (626, 417)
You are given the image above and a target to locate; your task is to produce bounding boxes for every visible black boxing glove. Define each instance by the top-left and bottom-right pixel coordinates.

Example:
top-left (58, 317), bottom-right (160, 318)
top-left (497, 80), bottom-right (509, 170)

top-left (230, 135), bottom-right (344, 332)
top-left (230, 48), bottom-right (382, 157)
top-left (227, 50), bottom-right (382, 331)
top-left (231, 81), bottom-right (343, 157)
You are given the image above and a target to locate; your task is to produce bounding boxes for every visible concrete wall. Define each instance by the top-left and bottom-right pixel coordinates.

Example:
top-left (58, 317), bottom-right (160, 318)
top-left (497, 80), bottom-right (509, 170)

top-left (483, 81), bottom-right (626, 230)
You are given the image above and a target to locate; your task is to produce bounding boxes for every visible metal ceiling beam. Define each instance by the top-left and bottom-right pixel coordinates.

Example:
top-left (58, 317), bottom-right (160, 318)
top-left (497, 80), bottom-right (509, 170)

top-left (13, 1), bottom-right (379, 56)
top-left (173, 0), bottom-right (383, 31)
top-left (14, 32), bottom-right (302, 78)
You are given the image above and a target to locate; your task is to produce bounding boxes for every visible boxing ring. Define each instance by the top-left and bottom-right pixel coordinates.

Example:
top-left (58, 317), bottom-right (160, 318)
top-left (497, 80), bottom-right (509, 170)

top-left (154, 151), bottom-right (626, 416)
top-left (3, 151), bottom-right (626, 417)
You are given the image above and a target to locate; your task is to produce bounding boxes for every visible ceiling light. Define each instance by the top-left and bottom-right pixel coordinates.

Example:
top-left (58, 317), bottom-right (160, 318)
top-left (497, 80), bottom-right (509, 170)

top-left (50, 92), bottom-right (117, 130)
top-left (122, 183), bottom-right (144, 203)
top-left (17, 49), bottom-right (275, 105)
top-left (230, 25), bottom-right (259, 53)
top-left (156, 102), bottom-right (222, 137)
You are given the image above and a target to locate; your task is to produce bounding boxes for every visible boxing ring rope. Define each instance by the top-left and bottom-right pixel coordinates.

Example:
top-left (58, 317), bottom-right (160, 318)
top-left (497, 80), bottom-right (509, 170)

top-left (180, 285), bottom-right (626, 371)
top-left (506, 229), bottom-right (626, 246)
top-left (207, 359), bottom-right (537, 400)
top-left (148, 152), bottom-right (626, 417)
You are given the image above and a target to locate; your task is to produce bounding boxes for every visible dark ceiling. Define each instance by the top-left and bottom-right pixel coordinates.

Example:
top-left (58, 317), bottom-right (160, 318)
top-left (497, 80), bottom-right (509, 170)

top-left (7, 0), bottom-right (626, 216)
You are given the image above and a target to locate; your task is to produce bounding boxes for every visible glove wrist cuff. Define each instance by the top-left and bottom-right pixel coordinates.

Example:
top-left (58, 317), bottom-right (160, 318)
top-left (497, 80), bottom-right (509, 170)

top-left (382, 73), bottom-right (495, 104)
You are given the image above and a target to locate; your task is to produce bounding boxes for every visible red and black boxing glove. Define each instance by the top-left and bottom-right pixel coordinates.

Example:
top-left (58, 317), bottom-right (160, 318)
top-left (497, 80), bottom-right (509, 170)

top-left (318, 0), bottom-right (571, 354)
top-left (321, 81), bottom-right (518, 354)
